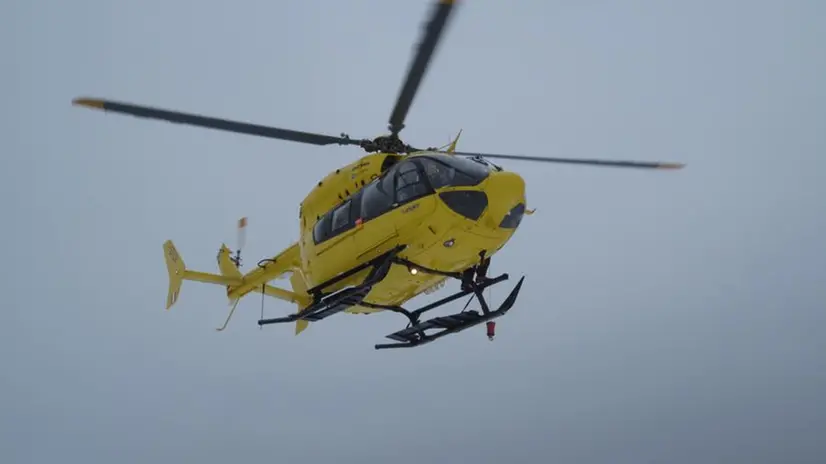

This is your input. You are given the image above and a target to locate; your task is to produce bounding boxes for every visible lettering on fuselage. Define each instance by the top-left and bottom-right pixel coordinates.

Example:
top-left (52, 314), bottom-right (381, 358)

top-left (350, 160), bottom-right (371, 179)
top-left (402, 203), bottom-right (420, 214)
top-left (300, 154), bottom-right (390, 237)
top-left (351, 161), bottom-right (370, 172)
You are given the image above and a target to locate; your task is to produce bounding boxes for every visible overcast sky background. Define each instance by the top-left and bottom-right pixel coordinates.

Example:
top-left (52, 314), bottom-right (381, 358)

top-left (4, 0), bottom-right (825, 462)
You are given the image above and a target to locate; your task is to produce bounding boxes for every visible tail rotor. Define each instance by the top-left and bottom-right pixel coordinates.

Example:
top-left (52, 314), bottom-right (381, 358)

top-left (231, 217), bottom-right (247, 268)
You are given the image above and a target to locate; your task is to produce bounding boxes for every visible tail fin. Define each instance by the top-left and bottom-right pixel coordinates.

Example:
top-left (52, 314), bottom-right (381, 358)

top-left (162, 241), bottom-right (243, 310)
top-left (164, 240), bottom-right (185, 309)
top-left (217, 244), bottom-right (243, 281)
top-left (162, 238), bottom-right (312, 332)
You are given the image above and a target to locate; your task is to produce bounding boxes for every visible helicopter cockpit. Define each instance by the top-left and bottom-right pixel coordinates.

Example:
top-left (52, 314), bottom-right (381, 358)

top-left (359, 154), bottom-right (493, 221)
top-left (313, 154), bottom-right (497, 244)
top-left (416, 153), bottom-right (494, 189)
top-left (366, 155), bottom-right (492, 212)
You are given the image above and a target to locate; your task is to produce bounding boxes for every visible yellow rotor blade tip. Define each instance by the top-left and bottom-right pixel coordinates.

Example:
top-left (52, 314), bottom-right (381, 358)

top-left (657, 163), bottom-right (685, 170)
top-left (72, 98), bottom-right (104, 109)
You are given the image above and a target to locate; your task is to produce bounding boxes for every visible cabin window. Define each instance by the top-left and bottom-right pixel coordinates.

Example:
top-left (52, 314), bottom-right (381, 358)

top-left (361, 177), bottom-right (394, 220)
top-left (419, 157), bottom-right (458, 189)
top-left (380, 170), bottom-right (395, 193)
top-left (313, 195), bottom-right (366, 244)
top-left (438, 155), bottom-right (490, 182)
top-left (420, 154), bottom-right (489, 187)
top-left (394, 161), bottom-right (431, 204)
top-left (331, 200), bottom-right (352, 231)
top-left (312, 213), bottom-right (332, 243)
top-left (348, 189), bottom-right (364, 222)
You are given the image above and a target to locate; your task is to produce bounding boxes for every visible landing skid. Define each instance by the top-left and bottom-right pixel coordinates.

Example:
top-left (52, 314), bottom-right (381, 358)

top-left (369, 272), bottom-right (524, 350)
top-left (257, 246), bottom-right (525, 350)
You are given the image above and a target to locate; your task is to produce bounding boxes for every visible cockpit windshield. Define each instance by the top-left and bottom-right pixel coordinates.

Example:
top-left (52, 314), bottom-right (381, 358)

top-left (417, 154), bottom-right (490, 189)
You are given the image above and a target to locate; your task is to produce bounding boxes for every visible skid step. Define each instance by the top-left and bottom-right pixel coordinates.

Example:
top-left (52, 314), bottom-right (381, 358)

top-left (259, 286), bottom-right (371, 325)
top-left (258, 247), bottom-right (403, 327)
top-left (386, 311), bottom-right (482, 342)
top-left (374, 275), bottom-right (524, 350)
top-left (304, 286), bottom-right (371, 321)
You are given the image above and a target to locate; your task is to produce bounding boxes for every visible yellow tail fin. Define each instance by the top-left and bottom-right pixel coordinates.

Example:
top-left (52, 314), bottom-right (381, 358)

top-left (163, 240), bottom-right (240, 310)
top-left (217, 244), bottom-right (243, 281)
top-left (162, 239), bottom-right (313, 332)
top-left (163, 240), bottom-right (185, 309)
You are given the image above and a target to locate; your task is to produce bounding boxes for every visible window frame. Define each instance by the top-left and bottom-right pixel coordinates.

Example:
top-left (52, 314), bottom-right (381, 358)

top-left (419, 154), bottom-right (490, 187)
top-left (360, 176), bottom-right (395, 222)
top-left (313, 159), bottom-right (443, 245)
top-left (331, 200), bottom-right (352, 232)
top-left (312, 212), bottom-right (332, 244)
top-left (392, 159), bottom-right (434, 206)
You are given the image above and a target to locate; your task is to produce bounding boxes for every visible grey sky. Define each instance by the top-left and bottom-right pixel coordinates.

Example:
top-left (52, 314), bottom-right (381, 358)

top-left (5, 0), bottom-right (826, 462)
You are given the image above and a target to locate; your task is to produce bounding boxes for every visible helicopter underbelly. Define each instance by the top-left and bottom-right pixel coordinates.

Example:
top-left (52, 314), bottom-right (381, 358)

top-left (347, 221), bottom-right (515, 312)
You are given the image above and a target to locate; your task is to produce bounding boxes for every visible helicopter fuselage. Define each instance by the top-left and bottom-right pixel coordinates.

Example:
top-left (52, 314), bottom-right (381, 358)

top-left (72, 0), bottom-right (683, 348)
top-left (297, 151), bottom-right (528, 312)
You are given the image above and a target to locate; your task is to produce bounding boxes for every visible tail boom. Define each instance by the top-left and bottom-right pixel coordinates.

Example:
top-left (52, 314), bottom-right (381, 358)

top-left (163, 240), bottom-right (311, 310)
top-left (225, 242), bottom-right (305, 301)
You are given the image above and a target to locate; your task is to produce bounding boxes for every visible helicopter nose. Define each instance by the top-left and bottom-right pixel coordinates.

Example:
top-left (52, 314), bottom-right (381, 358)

top-left (483, 171), bottom-right (526, 230)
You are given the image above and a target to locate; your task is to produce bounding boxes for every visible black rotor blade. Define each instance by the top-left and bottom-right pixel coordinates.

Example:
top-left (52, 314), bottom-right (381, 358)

top-left (387, 0), bottom-right (458, 137)
top-left (438, 150), bottom-right (685, 169)
top-left (72, 97), bottom-right (364, 147)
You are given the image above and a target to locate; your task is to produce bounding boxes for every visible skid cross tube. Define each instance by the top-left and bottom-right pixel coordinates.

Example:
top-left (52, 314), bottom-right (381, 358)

top-left (360, 273), bottom-right (509, 325)
top-left (363, 252), bottom-right (525, 350)
top-left (373, 275), bottom-right (525, 350)
top-left (306, 245), bottom-right (406, 298)
top-left (257, 246), bottom-right (404, 326)
top-left (254, 243), bottom-right (526, 350)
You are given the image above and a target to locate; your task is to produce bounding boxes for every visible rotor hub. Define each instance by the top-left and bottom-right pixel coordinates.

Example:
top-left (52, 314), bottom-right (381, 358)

top-left (359, 135), bottom-right (415, 154)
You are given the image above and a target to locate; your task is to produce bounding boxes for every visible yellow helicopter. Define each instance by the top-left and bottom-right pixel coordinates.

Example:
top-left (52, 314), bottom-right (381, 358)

top-left (72, 0), bottom-right (684, 349)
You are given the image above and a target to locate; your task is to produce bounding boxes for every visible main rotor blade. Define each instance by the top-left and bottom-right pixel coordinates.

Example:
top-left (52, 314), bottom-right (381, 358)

top-left (387, 0), bottom-right (458, 137)
top-left (72, 97), bottom-right (364, 147)
top-left (442, 150), bottom-right (685, 169)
